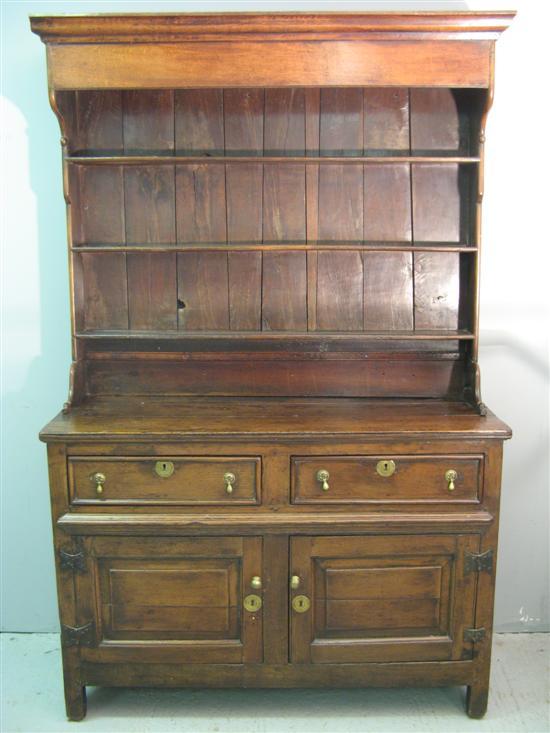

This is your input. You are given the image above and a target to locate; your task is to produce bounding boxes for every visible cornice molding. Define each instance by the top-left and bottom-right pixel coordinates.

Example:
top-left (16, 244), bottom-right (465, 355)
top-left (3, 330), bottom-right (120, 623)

top-left (30, 11), bottom-right (516, 44)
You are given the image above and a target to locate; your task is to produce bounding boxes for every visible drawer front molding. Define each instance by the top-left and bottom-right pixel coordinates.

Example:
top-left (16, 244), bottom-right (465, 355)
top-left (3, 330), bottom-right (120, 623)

top-left (292, 454), bottom-right (483, 505)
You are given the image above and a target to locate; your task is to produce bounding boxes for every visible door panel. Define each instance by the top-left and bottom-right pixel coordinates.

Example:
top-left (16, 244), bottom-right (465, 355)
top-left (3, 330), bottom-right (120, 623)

top-left (99, 558), bottom-right (240, 640)
top-left (290, 534), bottom-right (479, 664)
top-left (78, 536), bottom-right (263, 664)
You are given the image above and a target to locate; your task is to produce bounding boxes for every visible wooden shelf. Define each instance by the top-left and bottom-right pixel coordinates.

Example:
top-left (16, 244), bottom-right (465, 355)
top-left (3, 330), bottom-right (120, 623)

top-left (72, 243), bottom-right (477, 253)
top-left (77, 330), bottom-right (475, 342)
top-left (67, 154), bottom-right (480, 166)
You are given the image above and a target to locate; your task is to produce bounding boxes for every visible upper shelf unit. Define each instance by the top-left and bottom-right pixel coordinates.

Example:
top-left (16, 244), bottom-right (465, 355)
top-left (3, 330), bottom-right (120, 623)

top-left (30, 12), bottom-right (514, 401)
top-left (56, 85), bottom-right (481, 338)
top-left (63, 87), bottom-right (482, 250)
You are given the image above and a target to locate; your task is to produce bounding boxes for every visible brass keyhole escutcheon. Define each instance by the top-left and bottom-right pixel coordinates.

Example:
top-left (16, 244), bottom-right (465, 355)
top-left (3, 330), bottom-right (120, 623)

top-left (445, 469), bottom-right (458, 491)
top-left (243, 594), bottom-right (262, 612)
top-left (155, 460), bottom-right (174, 478)
top-left (376, 459), bottom-right (396, 477)
top-left (292, 595), bottom-right (311, 613)
top-left (91, 472), bottom-right (106, 495)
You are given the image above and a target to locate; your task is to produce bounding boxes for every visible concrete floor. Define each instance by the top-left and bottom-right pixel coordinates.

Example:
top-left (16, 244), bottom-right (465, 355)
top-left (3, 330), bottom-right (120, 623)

top-left (1, 633), bottom-right (548, 733)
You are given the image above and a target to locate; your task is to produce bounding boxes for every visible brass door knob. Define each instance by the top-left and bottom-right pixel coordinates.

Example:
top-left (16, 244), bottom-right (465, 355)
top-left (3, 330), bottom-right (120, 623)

top-left (316, 469), bottom-right (330, 491)
top-left (290, 575), bottom-right (301, 590)
top-left (91, 472), bottom-right (106, 495)
top-left (445, 469), bottom-right (458, 491)
top-left (250, 576), bottom-right (262, 590)
top-left (224, 472), bottom-right (236, 494)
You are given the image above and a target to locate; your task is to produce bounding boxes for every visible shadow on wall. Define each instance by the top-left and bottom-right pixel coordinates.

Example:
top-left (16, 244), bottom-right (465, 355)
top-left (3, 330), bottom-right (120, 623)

top-left (2, 68), bottom-right (71, 629)
top-left (482, 330), bottom-right (549, 380)
top-left (481, 327), bottom-right (549, 632)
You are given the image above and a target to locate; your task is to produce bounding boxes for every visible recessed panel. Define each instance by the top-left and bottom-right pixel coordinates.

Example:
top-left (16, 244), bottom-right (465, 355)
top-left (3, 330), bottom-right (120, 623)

top-left (291, 534), bottom-right (479, 664)
top-left (99, 558), bottom-right (239, 640)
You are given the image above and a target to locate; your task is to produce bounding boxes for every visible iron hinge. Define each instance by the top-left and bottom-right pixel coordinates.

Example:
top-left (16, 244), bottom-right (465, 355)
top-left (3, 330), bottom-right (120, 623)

top-left (61, 622), bottom-right (95, 648)
top-left (464, 627), bottom-right (487, 644)
top-left (464, 549), bottom-right (494, 576)
top-left (59, 548), bottom-right (87, 574)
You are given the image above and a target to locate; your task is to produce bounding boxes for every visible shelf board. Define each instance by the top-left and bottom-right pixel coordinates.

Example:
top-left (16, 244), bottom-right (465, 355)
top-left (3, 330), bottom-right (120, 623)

top-left (67, 154), bottom-right (480, 166)
top-left (77, 330), bottom-right (475, 342)
top-left (72, 242), bottom-right (477, 254)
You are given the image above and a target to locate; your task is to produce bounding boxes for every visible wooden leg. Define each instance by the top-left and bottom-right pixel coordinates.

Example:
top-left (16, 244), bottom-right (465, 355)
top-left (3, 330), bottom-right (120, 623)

top-left (64, 678), bottom-right (87, 721)
top-left (62, 648), bottom-right (87, 721)
top-left (466, 680), bottom-right (489, 719)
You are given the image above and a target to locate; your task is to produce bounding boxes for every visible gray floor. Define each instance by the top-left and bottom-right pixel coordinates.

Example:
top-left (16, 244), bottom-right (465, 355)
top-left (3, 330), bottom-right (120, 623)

top-left (1, 633), bottom-right (548, 733)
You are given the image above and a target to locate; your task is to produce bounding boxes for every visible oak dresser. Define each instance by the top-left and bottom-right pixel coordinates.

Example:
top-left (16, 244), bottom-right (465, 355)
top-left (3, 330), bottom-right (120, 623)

top-left (31, 11), bottom-right (513, 720)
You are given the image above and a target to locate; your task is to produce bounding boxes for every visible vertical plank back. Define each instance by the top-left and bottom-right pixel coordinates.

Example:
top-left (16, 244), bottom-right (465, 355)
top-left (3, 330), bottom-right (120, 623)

top-left (69, 84), bottom-right (472, 368)
top-left (305, 88), bottom-right (321, 331)
top-left (175, 90), bottom-right (224, 155)
top-left (225, 89), bottom-right (265, 330)
top-left (262, 252), bottom-right (307, 331)
top-left (123, 91), bottom-right (176, 330)
top-left (177, 252), bottom-right (229, 330)
top-left (363, 89), bottom-right (413, 332)
top-left (364, 88), bottom-right (410, 155)
top-left (410, 89), bottom-right (460, 154)
top-left (72, 91), bottom-right (128, 331)
top-left (316, 252), bottom-right (364, 331)
top-left (315, 89), bottom-right (364, 331)
top-left (410, 90), bottom-right (463, 331)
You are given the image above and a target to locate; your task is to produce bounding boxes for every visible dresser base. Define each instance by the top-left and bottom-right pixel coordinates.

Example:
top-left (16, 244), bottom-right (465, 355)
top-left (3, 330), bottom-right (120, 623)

top-left (62, 659), bottom-right (490, 720)
top-left (43, 396), bottom-right (508, 722)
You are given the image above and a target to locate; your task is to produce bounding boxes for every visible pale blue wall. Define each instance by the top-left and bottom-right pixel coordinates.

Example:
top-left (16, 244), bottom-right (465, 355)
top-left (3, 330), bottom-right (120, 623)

top-left (1, 0), bottom-right (547, 634)
top-left (2, 0), bottom-right (445, 634)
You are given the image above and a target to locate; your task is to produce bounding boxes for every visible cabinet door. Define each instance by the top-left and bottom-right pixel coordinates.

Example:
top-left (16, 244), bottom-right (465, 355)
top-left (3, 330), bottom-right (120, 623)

top-left (76, 536), bottom-right (262, 664)
top-left (290, 534), bottom-right (479, 664)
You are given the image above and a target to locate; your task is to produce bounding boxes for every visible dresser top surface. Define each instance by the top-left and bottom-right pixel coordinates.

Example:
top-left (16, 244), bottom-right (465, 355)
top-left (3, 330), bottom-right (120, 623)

top-left (40, 397), bottom-right (511, 443)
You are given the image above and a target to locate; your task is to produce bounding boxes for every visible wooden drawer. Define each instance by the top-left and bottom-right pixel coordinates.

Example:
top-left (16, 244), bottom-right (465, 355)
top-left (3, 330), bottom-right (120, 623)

top-left (69, 456), bottom-right (261, 505)
top-left (291, 455), bottom-right (482, 504)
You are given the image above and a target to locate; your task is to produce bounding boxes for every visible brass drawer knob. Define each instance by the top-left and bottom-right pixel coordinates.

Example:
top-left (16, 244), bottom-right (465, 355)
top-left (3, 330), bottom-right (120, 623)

top-left (250, 576), bottom-right (262, 590)
top-left (91, 472), bottom-right (106, 495)
top-left (316, 469), bottom-right (330, 491)
top-left (376, 459), bottom-right (396, 477)
top-left (445, 469), bottom-right (458, 491)
top-left (224, 472), bottom-right (236, 494)
top-left (290, 575), bottom-right (301, 590)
